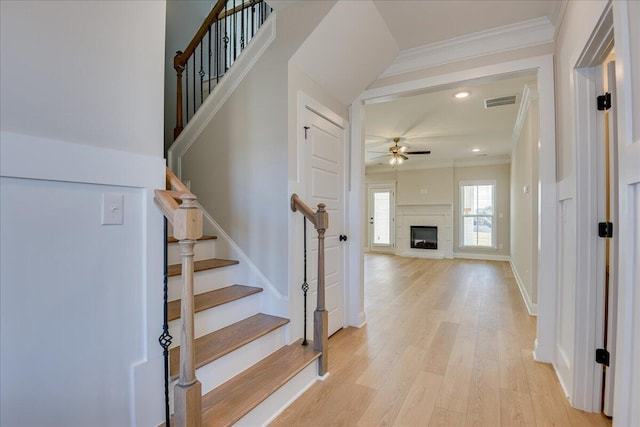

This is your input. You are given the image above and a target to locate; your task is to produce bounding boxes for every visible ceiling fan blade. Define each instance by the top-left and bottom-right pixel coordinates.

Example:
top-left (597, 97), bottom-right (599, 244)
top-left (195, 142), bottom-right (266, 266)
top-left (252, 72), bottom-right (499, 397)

top-left (370, 154), bottom-right (391, 160)
top-left (400, 154), bottom-right (409, 160)
top-left (406, 150), bottom-right (431, 155)
top-left (367, 151), bottom-right (389, 154)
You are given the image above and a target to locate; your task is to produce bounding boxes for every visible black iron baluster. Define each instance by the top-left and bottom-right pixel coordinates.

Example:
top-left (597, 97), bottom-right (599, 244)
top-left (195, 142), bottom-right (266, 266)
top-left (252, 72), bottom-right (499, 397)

top-left (224, 9), bottom-right (228, 72)
top-left (185, 58), bottom-right (189, 122)
top-left (199, 43), bottom-right (204, 105)
top-left (301, 217), bottom-right (309, 346)
top-left (208, 26), bottom-right (212, 95)
top-left (240, 0), bottom-right (245, 50)
top-left (159, 217), bottom-right (173, 427)
top-left (192, 52), bottom-right (196, 116)
top-left (215, 18), bottom-right (220, 83)
top-left (233, 0), bottom-right (237, 62)
top-left (251, 0), bottom-right (255, 38)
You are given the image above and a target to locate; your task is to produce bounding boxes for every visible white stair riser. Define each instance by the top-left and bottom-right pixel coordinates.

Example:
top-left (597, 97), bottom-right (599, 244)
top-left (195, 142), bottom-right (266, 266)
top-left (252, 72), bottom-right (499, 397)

top-left (167, 239), bottom-right (216, 265)
top-left (168, 264), bottom-right (240, 301)
top-left (168, 293), bottom-right (261, 349)
top-left (234, 360), bottom-right (318, 427)
top-left (169, 325), bottom-right (288, 411)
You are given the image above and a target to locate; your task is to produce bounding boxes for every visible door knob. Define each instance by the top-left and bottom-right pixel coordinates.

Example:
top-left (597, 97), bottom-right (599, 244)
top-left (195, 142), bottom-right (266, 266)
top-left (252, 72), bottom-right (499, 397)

top-left (339, 235), bottom-right (348, 242)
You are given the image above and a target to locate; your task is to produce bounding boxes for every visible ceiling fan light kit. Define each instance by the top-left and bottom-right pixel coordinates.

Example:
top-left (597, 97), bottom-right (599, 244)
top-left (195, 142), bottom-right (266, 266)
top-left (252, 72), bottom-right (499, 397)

top-left (370, 136), bottom-right (432, 167)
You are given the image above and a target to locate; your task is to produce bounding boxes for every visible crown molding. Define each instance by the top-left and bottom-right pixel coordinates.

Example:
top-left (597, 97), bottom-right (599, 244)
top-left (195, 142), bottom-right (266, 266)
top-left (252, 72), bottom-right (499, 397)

top-left (380, 17), bottom-right (555, 78)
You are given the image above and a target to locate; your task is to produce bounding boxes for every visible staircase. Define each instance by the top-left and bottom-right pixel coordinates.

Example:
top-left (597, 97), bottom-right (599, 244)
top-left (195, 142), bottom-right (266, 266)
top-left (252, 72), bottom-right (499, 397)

top-left (158, 1), bottom-right (331, 424)
top-left (163, 232), bottom-right (320, 426)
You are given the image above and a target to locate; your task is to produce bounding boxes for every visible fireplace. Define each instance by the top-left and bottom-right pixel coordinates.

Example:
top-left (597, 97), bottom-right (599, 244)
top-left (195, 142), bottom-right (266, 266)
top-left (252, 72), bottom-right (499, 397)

top-left (410, 226), bottom-right (438, 250)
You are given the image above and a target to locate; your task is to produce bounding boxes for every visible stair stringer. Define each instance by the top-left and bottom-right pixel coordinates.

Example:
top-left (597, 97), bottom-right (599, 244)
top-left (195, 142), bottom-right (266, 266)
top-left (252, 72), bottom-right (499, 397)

top-left (197, 202), bottom-right (289, 323)
top-left (167, 15), bottom-right (276, 177)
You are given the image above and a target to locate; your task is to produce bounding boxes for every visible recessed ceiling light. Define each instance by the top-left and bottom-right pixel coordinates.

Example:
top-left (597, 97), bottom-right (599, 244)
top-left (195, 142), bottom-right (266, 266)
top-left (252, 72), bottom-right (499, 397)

top-left (472, 148), bottom-right (480, 152)
top-left (454, 91), bottom-right (470, 99)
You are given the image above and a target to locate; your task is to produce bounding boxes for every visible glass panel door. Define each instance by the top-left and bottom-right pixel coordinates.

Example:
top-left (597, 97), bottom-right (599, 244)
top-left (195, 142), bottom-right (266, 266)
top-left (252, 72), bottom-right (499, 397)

top-left (368, 185), bottom-right (395, 252)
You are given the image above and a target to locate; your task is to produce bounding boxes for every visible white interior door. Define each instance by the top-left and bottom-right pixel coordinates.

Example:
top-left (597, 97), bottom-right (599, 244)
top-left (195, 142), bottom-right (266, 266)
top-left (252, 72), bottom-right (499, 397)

top-left (368, 184), bottom-right (395, 252)
top-left (304, 107), bottom-right (345, 337)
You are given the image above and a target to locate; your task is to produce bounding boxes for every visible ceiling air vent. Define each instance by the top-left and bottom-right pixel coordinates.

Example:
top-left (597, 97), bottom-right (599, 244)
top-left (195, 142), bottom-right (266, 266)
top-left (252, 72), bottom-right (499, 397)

top-left (484, 95), bottom-right (517, 108)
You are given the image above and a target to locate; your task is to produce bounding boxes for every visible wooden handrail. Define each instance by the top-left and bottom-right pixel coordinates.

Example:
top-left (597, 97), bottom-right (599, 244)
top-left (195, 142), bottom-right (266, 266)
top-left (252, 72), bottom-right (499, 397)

top-left (175, 0), bottom-right (227, 68)
top-left (291, 194), bottom-right (329, 376)
top-left (155, 167), bottom-right (203, 427)
top-left (174, 0), bottom-right (263, 68)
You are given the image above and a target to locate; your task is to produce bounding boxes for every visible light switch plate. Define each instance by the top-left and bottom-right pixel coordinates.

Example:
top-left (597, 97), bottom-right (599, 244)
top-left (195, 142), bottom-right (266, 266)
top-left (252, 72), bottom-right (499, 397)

top-left (102, 193), bottom-right (123, 225)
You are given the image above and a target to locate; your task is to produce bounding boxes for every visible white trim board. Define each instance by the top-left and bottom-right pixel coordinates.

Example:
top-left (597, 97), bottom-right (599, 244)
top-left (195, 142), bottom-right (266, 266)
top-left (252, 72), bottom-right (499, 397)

top-left (454, 252), bottom-right (510, 262)
top-left (168, 15), bottom-right (276, 177)
top-left (0, 132), bottom-right (165, 189)
top-left (380, 17), bottom-right (555, 78)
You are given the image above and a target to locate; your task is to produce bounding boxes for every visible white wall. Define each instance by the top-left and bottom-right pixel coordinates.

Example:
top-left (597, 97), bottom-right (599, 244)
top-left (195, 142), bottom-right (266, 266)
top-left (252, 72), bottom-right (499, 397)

top-left (511, 95), bottom-right (539, 310)
top-left (290, 0), bottom-right (398, 106)
top-left (0, 1), bottom-right (166, 425)
top-left (0, 0), bottom-right (165, 158)
top-left (397, 168), bottom-right (454, 205)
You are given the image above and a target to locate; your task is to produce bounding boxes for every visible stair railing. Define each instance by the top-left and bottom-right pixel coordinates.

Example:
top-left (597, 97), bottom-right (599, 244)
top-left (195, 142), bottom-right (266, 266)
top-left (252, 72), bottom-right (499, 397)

top-left (155, 167), bottom-right (203, 427)
top-left (173, 0), bottom-right (271, 139)
top-left (290, 194), bottom-right (329, 376)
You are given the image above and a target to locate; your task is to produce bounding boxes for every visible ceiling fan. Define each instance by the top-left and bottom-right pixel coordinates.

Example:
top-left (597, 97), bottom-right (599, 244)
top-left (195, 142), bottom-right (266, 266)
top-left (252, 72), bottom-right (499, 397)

top-left (370, 137), bottom-right (431, 165)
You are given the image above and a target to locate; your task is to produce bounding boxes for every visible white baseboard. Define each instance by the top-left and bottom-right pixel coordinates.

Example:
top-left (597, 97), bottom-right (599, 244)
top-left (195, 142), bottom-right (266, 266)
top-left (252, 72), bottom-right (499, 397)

top-left (453, 252), bottom-right (511, 261)
top-left (554, 346), bottom-right (572, 401)
top-left (509, 258), bottom-right (538, 315)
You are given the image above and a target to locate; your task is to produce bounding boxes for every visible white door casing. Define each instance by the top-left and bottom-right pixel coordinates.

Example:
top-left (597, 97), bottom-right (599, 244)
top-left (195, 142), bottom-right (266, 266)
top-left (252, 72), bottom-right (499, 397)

top-left (603, 58), bottom-right (618, 417)
top-left (611, 1), bottom-right (640, 424)
top-left (303, 103), bottom-right (346, 337)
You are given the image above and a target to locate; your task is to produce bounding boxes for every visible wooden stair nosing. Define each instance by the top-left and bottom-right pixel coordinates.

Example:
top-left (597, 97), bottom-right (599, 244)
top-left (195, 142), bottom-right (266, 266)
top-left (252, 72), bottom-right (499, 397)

top-left (167, 258), bottom-right (239, 277)
top-left (201, 340), bottom-right (321, 427)
top-left (168, 234), bottom-right (217, 244)
top-left (167, 285), bottom-right (263, 322)
top-left (169, 313), bottom-right (289, 380)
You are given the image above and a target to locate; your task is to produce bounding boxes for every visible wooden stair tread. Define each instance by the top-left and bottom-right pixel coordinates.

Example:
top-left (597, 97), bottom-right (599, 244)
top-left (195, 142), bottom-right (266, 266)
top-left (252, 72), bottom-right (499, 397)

top-left (167, 258), bottom-right (239, 277)
top-left (201, 340), bottom-right (320, 427)
top-left (169, 313), bottom-right (289, 380)
top-left (168, 234), bottom-right (217, 244)
top-left (167, 285), bottom-right (262, 322)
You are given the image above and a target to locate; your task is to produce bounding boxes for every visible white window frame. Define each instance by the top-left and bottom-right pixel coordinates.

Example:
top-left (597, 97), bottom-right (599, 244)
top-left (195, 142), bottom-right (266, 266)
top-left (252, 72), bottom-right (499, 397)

top-left (459, 180), bottom-right (497, 249)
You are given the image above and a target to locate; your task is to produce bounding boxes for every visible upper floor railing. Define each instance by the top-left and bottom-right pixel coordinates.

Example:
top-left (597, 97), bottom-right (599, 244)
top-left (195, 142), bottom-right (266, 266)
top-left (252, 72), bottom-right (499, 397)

top-left (173, 0), bottom-right (271, 139)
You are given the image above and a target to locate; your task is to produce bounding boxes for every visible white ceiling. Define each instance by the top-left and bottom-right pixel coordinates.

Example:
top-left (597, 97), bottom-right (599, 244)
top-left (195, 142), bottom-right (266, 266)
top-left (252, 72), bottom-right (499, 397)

top-left (372, 0), bottom-right (564, 51)
top-left (364, 73), bottom-right (536, 171)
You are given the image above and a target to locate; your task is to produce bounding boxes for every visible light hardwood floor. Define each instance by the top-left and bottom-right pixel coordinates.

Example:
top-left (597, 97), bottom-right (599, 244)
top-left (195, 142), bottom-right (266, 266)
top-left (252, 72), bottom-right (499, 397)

top-left (271, 254), bottom-right (612, 427)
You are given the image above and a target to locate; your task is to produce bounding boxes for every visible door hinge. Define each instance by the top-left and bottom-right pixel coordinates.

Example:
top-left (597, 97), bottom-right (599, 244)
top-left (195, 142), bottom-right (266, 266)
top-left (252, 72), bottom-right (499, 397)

top-left (597, 92), bottom-right (611, 111)
top-left (598, 222), bottom-right (613, 238)
top-left (303, 126), bottom-right (310, 139)
top-left (596, 348), bottom-right (610, 366)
